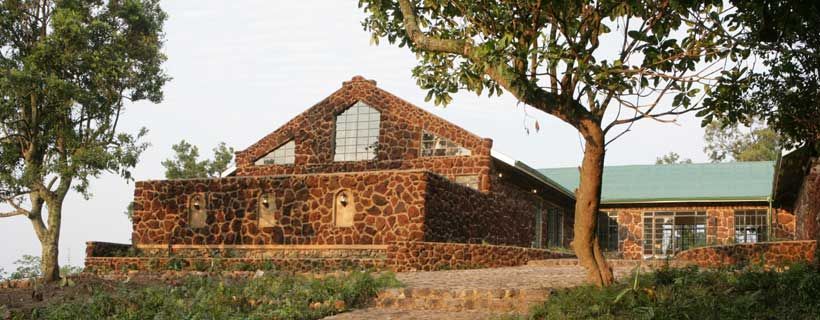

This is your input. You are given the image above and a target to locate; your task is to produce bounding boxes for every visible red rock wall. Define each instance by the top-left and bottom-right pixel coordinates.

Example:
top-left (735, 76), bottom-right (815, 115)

top-left (794, 159), bottom-right (820, 240)
top-left (603, 203), bottom-right (795, 260)
top-left (386, 241), bottom-right (575, 272)
top-left (424, 173), bottom-right (571, 248)
top-left (675, 240), bottom-right (816, 268)
top-left (132, 171), bottom-right (428, 246)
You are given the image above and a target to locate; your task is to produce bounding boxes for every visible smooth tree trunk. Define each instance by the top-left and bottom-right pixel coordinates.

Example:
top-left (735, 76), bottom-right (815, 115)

top-left (27, 191), bottom-right (64, 282)
top-left (571, 127), bottom-right (614, 287)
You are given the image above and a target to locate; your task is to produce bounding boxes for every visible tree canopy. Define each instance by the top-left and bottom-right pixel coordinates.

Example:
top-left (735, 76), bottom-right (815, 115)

top-left (704, 0), bottom-right (820, 151)
top-left (703, 120), bottom-right (779, 162)
top-left (656, 152), bottom-right (692, 164)
top-left (161, 140), bottom-right (234, 179)
top-left (359, 0), bottom-right (741, 286)
top-left (0, 0), bottom-right (168, 281)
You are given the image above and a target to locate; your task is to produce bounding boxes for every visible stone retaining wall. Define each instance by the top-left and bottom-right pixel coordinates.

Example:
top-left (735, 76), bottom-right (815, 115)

top-left (387, 241), bottom-right (574, 272)
top-left (674, 240), bottom-right (816, 268)
top-left (85, 241), bottom-right (575, 274)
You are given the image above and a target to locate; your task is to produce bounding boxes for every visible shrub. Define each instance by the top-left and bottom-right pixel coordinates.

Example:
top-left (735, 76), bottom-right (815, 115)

top-left (529, 263), bottom-right (820, 320)
top-left (10, 255), bottom-right (41, 279)
top-left (24, 271), bottom-right (400, 319)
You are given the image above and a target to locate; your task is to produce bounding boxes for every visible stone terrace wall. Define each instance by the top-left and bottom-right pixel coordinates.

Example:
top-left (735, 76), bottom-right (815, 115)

top-left (604, 203), bottom-right (795, 260)
top-left (387, 241), bottom-right (575, 272)
top-left (675, 240), bottom-right (816, 268)
top-left (132, 171), bottom-right (428, 246)
top-left (424, 174), bottom-right (544, 247)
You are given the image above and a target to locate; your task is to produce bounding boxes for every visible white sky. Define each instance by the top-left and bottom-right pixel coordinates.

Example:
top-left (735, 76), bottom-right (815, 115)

top-left (0, 1), bottom-right (711, 271)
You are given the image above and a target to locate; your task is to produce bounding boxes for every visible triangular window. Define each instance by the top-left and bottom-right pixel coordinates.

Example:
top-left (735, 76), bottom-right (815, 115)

top-left (421, 131), bottom-right (471, 157)
top-left (255, 140), bottom-right (295, 165)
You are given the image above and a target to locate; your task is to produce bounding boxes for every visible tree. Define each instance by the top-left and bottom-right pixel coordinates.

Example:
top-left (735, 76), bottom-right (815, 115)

top-left (0, 0), bottom-right (168, 282)
top-left (360, 0), bottom-right (739, 286)
top-left (703, 120), bottom-right (779, 162)
top-left (656, 152), bottom-right (692, 165)
top-left (10, 254), bottom-right (41, 280)
top-left (704, 0), bottom-right (820, 152)
top-left (161, 140), bottom-right (234, 179)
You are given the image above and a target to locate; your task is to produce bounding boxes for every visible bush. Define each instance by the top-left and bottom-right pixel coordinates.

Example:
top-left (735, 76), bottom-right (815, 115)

top-left (528, 264), bottom-right (820, 320)
top-left (19, 271), bottom-right (400, 320)
top-left (10, 255), bottom-right (41, 279)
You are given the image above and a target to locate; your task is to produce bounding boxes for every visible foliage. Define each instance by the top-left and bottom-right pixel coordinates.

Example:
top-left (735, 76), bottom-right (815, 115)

top-left (655, 152), bottom-right (692, 165)
top-left (703, 120), bottom-right (779, 162)
top-left (161, 140), bottom-right (234, 179)
top-left (527, 264), bottom-right (820, 319)
top-left (10, 255), bottom-right (40, 280)
top-left (16, 271), bottom-right (400, 320)
top-left (59, 265), bottom-right (82, 277)
top-left (703, 0), bottom-right (820, 151)
top-left (0, 0), bottom-right (169, 281)
top-left (0, 266), bottom-right (6, 280)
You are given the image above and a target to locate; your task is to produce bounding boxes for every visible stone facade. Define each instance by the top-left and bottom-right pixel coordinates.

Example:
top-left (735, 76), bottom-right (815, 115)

top-left (602, 203), bottom-right (796, 260)
top-left (794, 159), bottom-right (820, 241)
top-left (675, 240), bottom-right (816, 268)
top-left (92, 76), bottom-right (577, 273)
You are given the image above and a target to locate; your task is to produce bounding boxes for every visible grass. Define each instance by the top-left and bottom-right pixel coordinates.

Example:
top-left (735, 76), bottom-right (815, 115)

top-left (10, 271), bottom-right (400, 320)
top-left (520, 263), bottom-right (820, 320)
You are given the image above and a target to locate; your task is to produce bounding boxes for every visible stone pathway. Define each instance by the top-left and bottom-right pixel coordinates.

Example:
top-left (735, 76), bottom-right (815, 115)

top-left (324, 262), bottom-right (637, 319)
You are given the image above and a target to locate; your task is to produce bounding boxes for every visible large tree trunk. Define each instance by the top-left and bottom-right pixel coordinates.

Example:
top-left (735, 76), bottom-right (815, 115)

top-left (40, 239), bottom-right (60, 282)
top-left (571, 128), bottom-right (614, 287)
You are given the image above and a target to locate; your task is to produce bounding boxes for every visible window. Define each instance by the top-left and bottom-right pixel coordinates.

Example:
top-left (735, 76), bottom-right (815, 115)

top-left (597, 211), bottom-right (619, 252)
top-left (547, 208), bottom-right (564, 247)
top-left (643, 211), bottom-right (707, 258)
top-left (534, 207), bottom-right (545, 248)
top-left (454, 175), bottom-right (479, 190)
top-left (421, 131), bottom-right (471, 157)
top-left (735, 209), bottom-right (768, 243)
top-left (334, 101), bottom-right (380, 161)
top-left (255, 140), bottom-right (295, 165)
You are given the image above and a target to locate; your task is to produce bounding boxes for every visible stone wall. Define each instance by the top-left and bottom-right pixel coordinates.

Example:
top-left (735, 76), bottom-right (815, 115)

top-left (794, 159), bottom-right (820, 240)
top-left (132, 171), bottom-right (428, 246)
top-left (603, 203), bottom-right (795, 260)
top-left (386, 241), bottom-right (575, 272)
top-left (675, 240), bottom-right (816, 268)
top-left (84, 241), bottom-right (574, 274)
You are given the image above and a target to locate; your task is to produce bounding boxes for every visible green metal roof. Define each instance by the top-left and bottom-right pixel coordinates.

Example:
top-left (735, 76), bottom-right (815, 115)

top-left (538, 161), bottom-right (776, 204)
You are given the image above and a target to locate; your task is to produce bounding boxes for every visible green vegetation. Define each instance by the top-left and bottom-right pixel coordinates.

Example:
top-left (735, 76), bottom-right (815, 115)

top-left (161, 140), bottom-right (234, 180)
top-left (523, 264), bottom-right (820, 319)
top-left (12, 271), bottom-right (400, 320)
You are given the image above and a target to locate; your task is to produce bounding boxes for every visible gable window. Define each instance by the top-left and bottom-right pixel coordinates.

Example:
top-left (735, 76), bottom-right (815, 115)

top-left (735, 209), bottom-right (768, 243)
top-left (597, 211), bottom-right (619, 251)
top-left (334, 101), bottom-right (380, 161)
top-left (255, 140), bottom-right (295, 165)
top-left (454, 175), bottom-right (479, 190)
top-left (421, 131), bottom-right (471, 157)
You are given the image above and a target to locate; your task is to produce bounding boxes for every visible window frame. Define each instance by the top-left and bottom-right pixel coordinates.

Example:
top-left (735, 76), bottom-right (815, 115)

top-left (254, 139), bottom-right (296, 166)
top-left (734, 209), bottom-right (768, 244)
top-left (333, 101), bottom-right (381, 162)
top-left (642, 211), bottom-right (708, 259)
top-left (419, 130), bottom-right (472, 158)
top-left (597, 211), bottom-right (619, 252)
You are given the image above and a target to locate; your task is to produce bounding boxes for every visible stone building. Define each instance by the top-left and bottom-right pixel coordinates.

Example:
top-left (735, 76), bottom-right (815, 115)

top-left (86, 76), bottom-right (577, 272)
top-left (540, 162), bottom-right (797, 260)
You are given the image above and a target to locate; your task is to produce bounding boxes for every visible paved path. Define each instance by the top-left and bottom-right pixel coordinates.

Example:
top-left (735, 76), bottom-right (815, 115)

top-left (325, 264), bottom-right (636, 319)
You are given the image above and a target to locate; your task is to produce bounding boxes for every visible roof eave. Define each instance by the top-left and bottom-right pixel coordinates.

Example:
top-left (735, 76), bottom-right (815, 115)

top-left (491, 149), bottom-right (576, 199)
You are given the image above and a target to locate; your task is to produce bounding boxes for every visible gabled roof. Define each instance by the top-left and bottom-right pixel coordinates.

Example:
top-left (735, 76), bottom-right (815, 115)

top-left (538, 161), bottom-right (776, 204)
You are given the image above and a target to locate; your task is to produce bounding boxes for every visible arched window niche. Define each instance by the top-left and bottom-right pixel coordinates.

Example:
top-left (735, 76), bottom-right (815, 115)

top-left (187, 193), bottom-right (207, 229)
top-left (333, 190), bottom-right (355, 227)
top-left (258, 193), bottom-right (278, 228)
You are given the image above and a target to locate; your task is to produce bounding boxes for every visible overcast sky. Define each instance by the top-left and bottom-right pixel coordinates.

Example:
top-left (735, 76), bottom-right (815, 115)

top-left (0, 1), bottom-right (712, 271)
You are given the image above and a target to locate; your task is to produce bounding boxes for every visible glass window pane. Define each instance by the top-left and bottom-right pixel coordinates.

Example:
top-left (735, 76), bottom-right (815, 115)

top-left (255, 140), bottom-right (295, 165)
top-left (333, 102), bottom-right (380, 161)
top-left (420, 130), bottom-right (472, 157)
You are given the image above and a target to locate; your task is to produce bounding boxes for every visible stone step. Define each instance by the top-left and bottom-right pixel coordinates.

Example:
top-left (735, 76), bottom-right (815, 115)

top-left (373, 287), bottom-right (550, 314)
